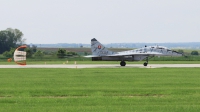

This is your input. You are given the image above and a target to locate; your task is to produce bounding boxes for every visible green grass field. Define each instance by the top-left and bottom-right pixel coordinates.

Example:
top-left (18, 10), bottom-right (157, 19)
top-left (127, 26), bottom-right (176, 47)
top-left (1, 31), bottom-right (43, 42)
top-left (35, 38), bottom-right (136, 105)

top-left (0, 68), bottom-right (200, 112)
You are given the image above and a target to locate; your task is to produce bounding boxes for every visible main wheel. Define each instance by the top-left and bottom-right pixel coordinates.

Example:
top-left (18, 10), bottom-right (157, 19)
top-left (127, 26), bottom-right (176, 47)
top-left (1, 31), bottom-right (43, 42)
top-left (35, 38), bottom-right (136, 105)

top-left (120, 61), bottom-right (126, 66)
top-left (143, 62), bottom-right (148, 66)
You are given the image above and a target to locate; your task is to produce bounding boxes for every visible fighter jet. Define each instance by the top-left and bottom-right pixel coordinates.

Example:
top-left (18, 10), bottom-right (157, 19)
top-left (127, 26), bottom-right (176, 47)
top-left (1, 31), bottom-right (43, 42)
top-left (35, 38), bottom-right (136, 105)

top-left (85, 38), bottom-right (183, 66)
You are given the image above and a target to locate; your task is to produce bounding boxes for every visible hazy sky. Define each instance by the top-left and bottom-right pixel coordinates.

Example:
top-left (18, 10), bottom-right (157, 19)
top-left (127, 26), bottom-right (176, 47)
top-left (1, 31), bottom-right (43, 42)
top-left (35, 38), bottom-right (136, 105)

top-left (1, 0), bottom-right (200, 44)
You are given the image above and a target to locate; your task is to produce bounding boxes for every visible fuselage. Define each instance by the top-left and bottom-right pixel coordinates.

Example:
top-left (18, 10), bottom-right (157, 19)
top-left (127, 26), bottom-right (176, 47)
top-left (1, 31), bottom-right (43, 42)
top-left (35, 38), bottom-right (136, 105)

top-left (92, 46), bottom-right (182, 61)
top-left (117, 45), bottom-right (180, 56)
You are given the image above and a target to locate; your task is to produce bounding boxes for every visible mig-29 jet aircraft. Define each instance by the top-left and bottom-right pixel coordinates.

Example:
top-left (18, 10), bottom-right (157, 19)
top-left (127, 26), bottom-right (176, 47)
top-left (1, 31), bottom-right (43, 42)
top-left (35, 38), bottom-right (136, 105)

top-left (85, 38), bottom-right (183, 66)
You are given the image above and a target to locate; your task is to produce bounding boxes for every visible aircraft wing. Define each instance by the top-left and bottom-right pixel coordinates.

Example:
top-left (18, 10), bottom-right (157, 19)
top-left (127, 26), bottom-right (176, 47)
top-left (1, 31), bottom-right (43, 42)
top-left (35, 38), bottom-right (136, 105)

top-left (107, 52), bottom-right (163, 57)
top-left (85, 52), bottom-right (163, 58)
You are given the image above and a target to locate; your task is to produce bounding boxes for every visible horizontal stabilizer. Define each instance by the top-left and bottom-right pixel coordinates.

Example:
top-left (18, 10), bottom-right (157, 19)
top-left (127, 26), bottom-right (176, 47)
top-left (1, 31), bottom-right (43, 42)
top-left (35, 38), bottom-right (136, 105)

top-left (84, 55), bottom-right (101, 58)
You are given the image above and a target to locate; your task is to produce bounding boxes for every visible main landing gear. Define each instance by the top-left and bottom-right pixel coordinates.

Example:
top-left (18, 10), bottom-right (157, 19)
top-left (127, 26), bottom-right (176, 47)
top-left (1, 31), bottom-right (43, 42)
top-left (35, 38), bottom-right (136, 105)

top-left (120, 61), bottom-right (126, 66)
top-left (120, 57), bottom-right (149, 67)
top-left (143, 62), bottom-right (148, 66)
top-left (143, 57), bottom-right (148, 66)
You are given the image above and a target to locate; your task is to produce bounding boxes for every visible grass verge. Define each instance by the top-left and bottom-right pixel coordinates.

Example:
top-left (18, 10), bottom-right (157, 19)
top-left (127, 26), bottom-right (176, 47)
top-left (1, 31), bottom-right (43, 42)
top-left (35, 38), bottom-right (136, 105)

top-left (0, 68), bottom-right (200, 111)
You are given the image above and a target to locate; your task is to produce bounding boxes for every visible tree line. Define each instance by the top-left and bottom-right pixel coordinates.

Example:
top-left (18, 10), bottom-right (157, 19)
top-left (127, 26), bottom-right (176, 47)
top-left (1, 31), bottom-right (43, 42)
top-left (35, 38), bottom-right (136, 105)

top-left (0, 28), bottom-right (78, 59)
top-left (0, 28), bottom-right (25, 54)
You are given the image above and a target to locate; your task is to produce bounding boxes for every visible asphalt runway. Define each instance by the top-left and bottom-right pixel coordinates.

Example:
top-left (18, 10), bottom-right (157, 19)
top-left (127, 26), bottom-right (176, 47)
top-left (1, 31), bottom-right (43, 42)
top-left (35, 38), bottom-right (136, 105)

top-left (1, 64), bottom-right (200, 68)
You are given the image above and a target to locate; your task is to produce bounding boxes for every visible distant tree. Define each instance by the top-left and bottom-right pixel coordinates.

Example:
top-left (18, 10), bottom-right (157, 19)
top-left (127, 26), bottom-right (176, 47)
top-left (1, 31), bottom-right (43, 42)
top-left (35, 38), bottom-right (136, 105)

top-left (32, 45), bottom-right (37, 53)
top-left (57, 49), bottom-right (66, 58)
top-left (84, 52), bottom-right (88, 56)
top-left (25, 48), bottom-right (33, 58)
top-left (178, 49), bottom-right (184, 54)
top-left (51, 51), bottom-right (57, 57)
top-left (80, 45), bottom-right (83, 48)
top-left (191, 51), bottom-right (199, 55)
top-left (34, 50), bottom-right (44, 58)
top-left (0, 28), bottom-right (25, 54)
top-left (24, 45), bottom-right (38, 58)
top-left (67, 51), bottom-right (77, 56)
top-left (2, 48), bottom-right (15, 58)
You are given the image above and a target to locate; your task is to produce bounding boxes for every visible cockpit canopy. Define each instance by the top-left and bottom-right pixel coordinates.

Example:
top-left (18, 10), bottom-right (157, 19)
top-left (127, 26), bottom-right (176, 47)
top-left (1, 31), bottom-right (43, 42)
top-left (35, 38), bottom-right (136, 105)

top-left (149, 46), bottom-right (168, 50)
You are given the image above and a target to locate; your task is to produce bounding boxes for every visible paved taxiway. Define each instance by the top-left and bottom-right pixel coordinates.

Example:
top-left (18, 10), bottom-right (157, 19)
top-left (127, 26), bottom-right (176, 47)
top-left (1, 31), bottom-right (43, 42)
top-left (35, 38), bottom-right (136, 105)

top-left (1, 64), bottom-right (200, 68)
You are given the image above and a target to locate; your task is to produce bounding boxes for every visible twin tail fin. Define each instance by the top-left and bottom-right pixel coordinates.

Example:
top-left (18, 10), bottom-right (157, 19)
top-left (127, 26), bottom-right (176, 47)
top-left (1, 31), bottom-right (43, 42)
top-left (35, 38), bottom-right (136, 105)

top-left (91, 38), bottom-right (114, 56)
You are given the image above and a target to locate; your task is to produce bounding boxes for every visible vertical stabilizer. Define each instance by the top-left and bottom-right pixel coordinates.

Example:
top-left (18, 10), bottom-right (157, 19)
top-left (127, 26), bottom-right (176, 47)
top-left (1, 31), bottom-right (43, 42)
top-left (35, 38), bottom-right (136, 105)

top-left (91, 38), bottom-right (113, 56)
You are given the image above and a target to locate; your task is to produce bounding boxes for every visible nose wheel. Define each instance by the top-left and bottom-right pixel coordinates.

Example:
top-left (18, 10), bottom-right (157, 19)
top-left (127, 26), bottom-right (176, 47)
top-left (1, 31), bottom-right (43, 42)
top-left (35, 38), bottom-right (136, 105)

top-left (120, 61), bottom-right (126, 66)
